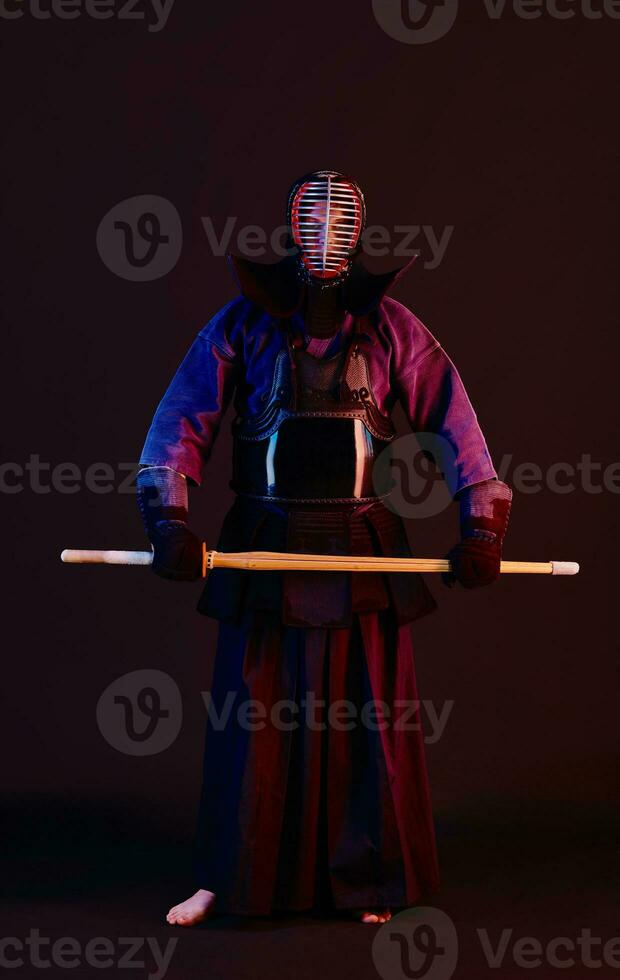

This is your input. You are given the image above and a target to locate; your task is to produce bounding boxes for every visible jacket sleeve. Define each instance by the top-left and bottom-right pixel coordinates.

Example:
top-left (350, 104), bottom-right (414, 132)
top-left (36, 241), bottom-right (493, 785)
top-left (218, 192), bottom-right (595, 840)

top-left (139, 300), bottom-right (244, 486)
top-left (390, 305), bottom-right (497, 497)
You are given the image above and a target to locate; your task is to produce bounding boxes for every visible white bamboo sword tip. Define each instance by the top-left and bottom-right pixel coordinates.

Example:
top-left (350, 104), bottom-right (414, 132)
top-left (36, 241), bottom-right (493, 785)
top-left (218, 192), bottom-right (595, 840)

top-left (550, 561), bottom-right (580, 576)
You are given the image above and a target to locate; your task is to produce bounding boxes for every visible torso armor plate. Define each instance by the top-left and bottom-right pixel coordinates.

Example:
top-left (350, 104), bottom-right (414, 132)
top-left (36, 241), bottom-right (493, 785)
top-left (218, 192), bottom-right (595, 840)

top-left (231, 337), bottom-right (395, 503)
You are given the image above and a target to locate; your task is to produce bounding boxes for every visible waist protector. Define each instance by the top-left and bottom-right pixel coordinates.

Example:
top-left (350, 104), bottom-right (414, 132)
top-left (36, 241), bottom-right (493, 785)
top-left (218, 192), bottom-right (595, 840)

top-left (232, 416), bottom-right (390, 501)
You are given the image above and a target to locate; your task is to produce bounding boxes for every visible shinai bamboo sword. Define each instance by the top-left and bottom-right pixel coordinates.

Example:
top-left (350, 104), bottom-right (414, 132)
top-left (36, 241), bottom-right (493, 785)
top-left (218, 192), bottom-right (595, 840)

top-left (60, 548), bottom-right (580, 578)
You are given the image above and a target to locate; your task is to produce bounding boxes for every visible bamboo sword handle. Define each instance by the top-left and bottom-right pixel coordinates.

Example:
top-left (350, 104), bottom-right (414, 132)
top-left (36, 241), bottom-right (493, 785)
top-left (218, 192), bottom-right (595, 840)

top-left (61, 549), bottom-right (154, 565)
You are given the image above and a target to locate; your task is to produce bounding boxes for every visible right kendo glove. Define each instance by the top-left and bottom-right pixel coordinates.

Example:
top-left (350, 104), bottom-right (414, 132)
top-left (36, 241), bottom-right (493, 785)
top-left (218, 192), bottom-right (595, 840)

top-left (136, 466), bottom-right (203, 582)
top-left (443, 479), bottom-right (513, 589)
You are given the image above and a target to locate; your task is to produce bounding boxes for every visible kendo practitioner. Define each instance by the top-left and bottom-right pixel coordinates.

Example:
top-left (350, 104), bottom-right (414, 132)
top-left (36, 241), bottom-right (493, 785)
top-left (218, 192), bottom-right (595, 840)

top-left (136, 171), bottom-right (512, 925)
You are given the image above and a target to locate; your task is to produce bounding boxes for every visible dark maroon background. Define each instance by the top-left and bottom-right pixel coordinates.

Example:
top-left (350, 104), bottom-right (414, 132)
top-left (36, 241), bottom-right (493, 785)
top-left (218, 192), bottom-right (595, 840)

top-left (1, 3), bottom-right (618, 977)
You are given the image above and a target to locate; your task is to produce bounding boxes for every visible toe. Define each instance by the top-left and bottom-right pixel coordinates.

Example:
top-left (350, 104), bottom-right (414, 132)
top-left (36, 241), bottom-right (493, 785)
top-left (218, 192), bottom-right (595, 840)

top-left (359, 908), bottom-right (391, 924)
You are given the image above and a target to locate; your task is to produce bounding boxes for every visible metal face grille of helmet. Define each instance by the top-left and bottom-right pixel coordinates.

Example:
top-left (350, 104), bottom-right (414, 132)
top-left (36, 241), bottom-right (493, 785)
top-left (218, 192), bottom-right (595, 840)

top-left (288, 171), bottom-right (365, 282)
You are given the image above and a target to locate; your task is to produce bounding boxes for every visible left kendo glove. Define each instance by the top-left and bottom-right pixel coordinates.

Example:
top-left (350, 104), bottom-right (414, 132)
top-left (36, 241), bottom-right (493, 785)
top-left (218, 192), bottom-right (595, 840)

top-left (136, 466), bottom-right (203, 582)
top-left (443, 480), bottom-right (512, 589)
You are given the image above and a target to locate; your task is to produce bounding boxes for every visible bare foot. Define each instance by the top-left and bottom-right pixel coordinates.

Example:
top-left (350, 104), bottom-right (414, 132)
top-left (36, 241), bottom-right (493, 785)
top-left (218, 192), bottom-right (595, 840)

top-left (166, 889), bottom-right (215, 927)
top-left (359, 908), bottom-right (392, 925)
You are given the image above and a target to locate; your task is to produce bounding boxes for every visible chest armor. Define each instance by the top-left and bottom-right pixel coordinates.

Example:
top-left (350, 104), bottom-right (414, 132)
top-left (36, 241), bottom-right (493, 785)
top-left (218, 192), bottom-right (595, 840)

top-left (231, 337), bottom-right (395, 502)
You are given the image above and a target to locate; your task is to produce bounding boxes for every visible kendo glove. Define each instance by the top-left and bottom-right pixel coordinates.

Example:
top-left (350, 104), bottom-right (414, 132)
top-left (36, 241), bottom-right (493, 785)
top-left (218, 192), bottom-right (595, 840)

top-left (443, 479), bottom-right (512, 590)
top-left (136, 466), bottom-right (203, 582)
